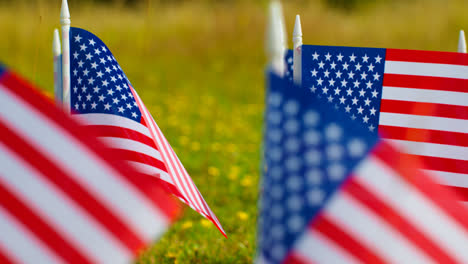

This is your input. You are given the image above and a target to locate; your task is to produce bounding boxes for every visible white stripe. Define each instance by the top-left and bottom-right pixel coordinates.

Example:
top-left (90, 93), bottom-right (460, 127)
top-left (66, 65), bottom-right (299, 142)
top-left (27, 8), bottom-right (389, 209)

top-left (127, 161), bottom-right (174, 184)
top-left (326, 192), bottom-right (434, 264)
top-left (355, 156), bottom-right (468, 262)
top-left (0, 207), bottom-right (65, 264)
top-left (425, 170), bottom-right (468, 188)
top-left (385, 60), bottom-right (468, 79)
top-left (382, 86), bottom-right (468, 107)
top-left (0, 143), bottom-right (129, 264)
top-left (0, 86), bottom-right (168, 242)
top-left (132, 90), bottom-right (205, 214)
top-left (387, 139), bottom-right (468, 161)
top-left (379, 112), bottom-right (468, 134)
top-left (293, 229), bottom-right (360, 264)
top-left (99, 137), bottom-right (163, 160)
top-left (75, 113), bottom-right (151, 138)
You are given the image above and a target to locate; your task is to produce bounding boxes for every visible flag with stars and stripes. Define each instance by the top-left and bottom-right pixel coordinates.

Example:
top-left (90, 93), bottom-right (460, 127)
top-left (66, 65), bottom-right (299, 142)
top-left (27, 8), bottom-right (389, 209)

top-left (258, 71), bottom-right (468, 264)
top-left (301, 45), bottom-right (468, 203)
top-left (68, 27), bottom-right (225, 236)
top-left (0, 65), bottom-right (180, 264)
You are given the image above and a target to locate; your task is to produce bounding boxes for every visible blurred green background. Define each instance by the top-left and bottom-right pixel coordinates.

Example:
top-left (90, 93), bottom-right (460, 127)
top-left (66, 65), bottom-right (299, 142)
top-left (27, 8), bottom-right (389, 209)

top-left (0, 0), bottom-right (467, 263)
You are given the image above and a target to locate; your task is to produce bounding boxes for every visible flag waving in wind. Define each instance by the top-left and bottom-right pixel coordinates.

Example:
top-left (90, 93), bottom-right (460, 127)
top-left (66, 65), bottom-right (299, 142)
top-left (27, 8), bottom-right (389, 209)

top-left (301, 45), bottom-right (468, 202)
top-left (68, 27), bottom-right (225, 235)
top-left (258, 72), bottom-right (468, 264)
top-left (0, 65), bottom-right (180, 264)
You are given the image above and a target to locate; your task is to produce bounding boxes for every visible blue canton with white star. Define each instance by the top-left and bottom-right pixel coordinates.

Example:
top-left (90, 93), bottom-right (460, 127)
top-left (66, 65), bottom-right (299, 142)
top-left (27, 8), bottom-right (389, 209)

top-left (69, 27), bottom-right (141, 122)
top-left (258, 72), bottom-right (378, 263)
top-left (284, 49), bottom-right (294, 83)
top-left (302, 45), bottom-right (386, 134)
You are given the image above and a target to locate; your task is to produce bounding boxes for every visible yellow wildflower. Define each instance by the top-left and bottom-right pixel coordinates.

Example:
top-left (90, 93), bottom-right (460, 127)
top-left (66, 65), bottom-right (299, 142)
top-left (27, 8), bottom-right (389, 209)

top-left (237, 211), bottom-right (249, 221)
top-left (181, 221), bottom-right (193, 229)
top-left (208, 166), bottom-right (220, 177)
top-left (241, 176), bottom-right (253, 187)
top-left (200, 219), bottom-right (211, 227)
top-left (191, 142), bottom-right (200, 151)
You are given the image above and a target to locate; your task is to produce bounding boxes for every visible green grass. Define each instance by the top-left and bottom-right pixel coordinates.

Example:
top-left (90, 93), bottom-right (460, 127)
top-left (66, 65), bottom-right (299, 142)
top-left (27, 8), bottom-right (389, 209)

top-left (1, 0), bottom-right (468, 262)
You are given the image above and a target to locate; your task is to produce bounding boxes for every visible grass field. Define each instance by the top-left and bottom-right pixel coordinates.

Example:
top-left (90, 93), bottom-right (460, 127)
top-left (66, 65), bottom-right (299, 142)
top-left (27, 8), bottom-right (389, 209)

top-left (1, 0), bottom-right (468, 263)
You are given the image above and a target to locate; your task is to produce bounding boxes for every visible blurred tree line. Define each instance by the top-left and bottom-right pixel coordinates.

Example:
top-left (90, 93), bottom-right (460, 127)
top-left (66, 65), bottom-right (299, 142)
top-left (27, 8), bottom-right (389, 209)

top-left (0, 0), bottom-right (379, 11)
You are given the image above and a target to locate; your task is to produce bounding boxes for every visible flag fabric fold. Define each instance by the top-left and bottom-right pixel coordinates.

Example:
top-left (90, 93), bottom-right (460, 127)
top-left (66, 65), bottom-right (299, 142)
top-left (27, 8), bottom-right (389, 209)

top-left (68, 27), bottom-right (225, 235)
top-left (258, 71), bottom-right (468, 264)
top-left (301, 45), bottom-right (468, 201)
top-left (0, 65), bottom-right (180, 264)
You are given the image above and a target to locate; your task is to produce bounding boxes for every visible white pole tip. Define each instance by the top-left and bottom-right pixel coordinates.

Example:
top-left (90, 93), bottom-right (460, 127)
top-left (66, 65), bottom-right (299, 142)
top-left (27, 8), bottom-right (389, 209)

top-left (53, 29), bottom-right (61, 55)
top-left (458, 30), bottom-right (467, 53)
top-left (61, 0), bottom-right (70, 20)
top-left (293, 15), bottom-right (302, 37)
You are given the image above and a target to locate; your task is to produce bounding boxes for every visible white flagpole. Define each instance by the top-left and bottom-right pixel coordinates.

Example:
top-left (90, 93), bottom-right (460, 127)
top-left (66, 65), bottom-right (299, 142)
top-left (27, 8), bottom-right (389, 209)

top-left (53, 28), bottom-right (62, 106)
top-left (266, 0), bottom-right (287, 77)
top-left (293, 14), bottom-right (302, 85)
top-left (458, 30), bottom-right (467, 53)
top-left (60, 0), bottom-right (71, 113)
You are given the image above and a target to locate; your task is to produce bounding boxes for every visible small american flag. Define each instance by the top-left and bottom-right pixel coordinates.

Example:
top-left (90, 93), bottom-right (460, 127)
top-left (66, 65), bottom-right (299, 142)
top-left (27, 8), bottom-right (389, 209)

top-left (258, 72), bottom-right (468, 264)
top-left (68, 27), bottom-right (225, 235)
top-left (301, 45), bottom-right (468, 202)
top-left (0, 66), bottom-right (179, 263)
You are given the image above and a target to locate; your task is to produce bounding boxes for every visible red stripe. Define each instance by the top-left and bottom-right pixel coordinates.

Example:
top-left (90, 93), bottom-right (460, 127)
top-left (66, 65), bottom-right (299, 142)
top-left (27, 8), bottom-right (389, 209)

top-left (386, 49), bottom-right (468, 65)
top-left (0, 121), bottom-right (146, 254)
top-left (110, 149), bottom-right (168, 174)
top-left (0, 247), bottom-right (19, 264)
top-left (283, 253), bottom-right (315, 264)
top-left (345, 178), bottom-right (458, 264)
top-left (311, 214), bottom-right (388, 264)
top-left (373, 142), bottom-right (468, 233)
top-left (444, 186), bottom-right (468, 202)
top-left (0, 179), bottom-right (93, 264)
top-left (380, 99), bottom-right (468, 120)
top-left (1, 71), bottom-right (179, 222)
top-left (415, 154), bottom-right (468, 175)
top-left (86, 125), bottom-right (158, 150)
top-left (383, 74), bottom-right (468, 93)
top-left (379, 125), bottom-right (468, 147)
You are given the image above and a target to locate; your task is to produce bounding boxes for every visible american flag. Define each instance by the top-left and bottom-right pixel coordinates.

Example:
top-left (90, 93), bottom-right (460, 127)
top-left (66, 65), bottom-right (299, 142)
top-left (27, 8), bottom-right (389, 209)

top-left (68, 27), bottom-right (225, 235)
top-left (301, 45), bottom-right (468, 202)
top-left (0, 66), bottom-right (180, 263)
top-left (258, 72), bottom-right (468, 264)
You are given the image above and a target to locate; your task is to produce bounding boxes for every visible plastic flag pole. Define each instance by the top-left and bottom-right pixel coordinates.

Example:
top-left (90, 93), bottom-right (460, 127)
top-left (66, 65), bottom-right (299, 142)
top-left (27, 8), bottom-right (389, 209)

top-left (458, 30), bottom-right (467, 53)
top-left (293, 14), bottom-right (302, 85)
top-left (266, 0), bottom-right (287, 77)
top-left (53, 28), bottom-right (63, 106)
top-left (61, 0), bottom-right (71, 113)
